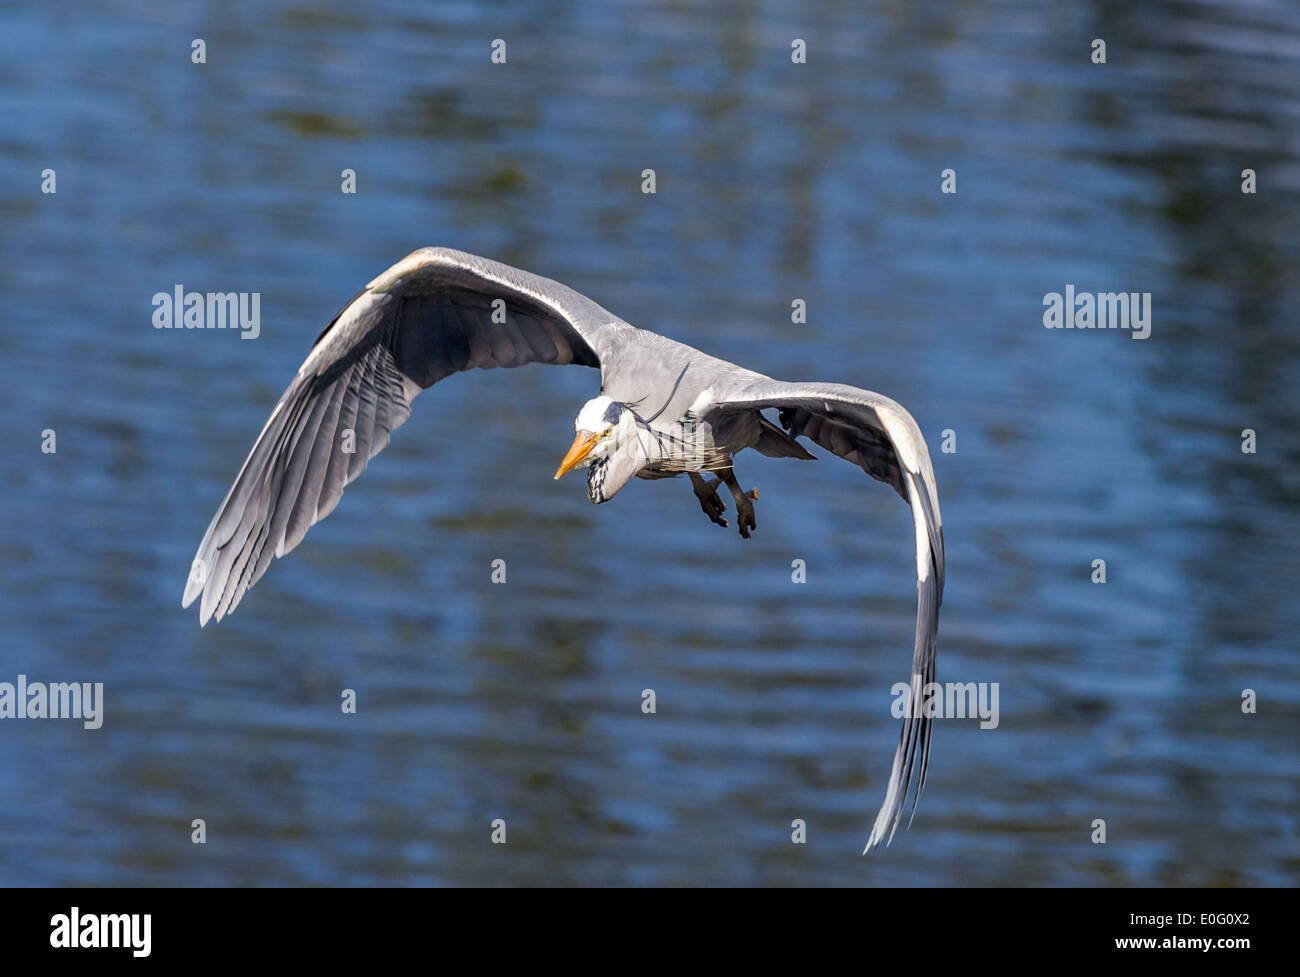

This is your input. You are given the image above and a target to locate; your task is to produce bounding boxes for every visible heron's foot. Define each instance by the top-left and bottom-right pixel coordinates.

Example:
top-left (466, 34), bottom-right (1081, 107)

top-left (732, 487), bottom-right (758, 538)
top-left (689, 472), bottom-right (728, 528)
top-left (719, 468), bottom-right (758, 539)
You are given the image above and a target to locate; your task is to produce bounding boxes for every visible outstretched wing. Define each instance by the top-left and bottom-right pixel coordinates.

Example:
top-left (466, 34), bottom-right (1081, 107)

top-left (707, 379), bottom-right (944, 853)
top-left (183, 247), bottom-right (626, 626)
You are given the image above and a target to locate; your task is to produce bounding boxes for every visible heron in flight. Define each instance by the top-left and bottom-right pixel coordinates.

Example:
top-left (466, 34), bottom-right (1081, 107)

top-left (182, 247), bottom-right (944, 852)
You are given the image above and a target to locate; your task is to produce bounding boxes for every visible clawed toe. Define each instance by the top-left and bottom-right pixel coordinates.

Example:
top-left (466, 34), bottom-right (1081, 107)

top-left (691, 470), bottom-right (757, 536)
top-left (719, 473), bottom-right (758, 539)
top-left (735, 501), bottom-right (756, 538)
top-left (699, 493), bottom-right (726, 521)
top-left (732, 492), bottom-right (757, 539)
top-left (691, 474), bottom-right (729, 528)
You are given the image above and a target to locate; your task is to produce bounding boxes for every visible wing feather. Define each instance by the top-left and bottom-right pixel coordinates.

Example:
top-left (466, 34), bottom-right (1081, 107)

top-left (709, 379), bottom-right (944, 852)
top-left (184, 248), bottom-right (623, 625)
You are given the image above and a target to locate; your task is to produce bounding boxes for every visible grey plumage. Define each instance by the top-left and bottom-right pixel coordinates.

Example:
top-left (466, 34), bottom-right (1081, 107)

top-left (182, 247), bottom-right (944, 853)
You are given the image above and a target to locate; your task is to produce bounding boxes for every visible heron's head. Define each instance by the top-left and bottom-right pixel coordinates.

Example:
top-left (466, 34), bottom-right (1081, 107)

top-left (554, 396), bottom-right (644, 503)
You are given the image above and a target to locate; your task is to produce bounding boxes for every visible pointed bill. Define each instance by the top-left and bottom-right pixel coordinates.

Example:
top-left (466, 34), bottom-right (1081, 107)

top-left (554, 431), bottom-right (599, 479)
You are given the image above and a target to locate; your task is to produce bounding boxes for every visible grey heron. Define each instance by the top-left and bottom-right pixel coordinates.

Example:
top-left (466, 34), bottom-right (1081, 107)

top-left (182, 247), bottom-right (944, 852)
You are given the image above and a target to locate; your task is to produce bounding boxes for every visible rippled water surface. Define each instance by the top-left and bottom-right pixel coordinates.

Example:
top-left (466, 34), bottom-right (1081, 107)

top-left (0, 0), bottom-right (1297, 885)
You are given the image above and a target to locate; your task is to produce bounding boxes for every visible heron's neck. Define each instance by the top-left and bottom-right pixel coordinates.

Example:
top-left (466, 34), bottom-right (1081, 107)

top-left (586, 425), bottom-right (653, 503)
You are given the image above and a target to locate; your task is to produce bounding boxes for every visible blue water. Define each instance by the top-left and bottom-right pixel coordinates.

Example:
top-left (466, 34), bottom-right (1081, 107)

top-left (0, 0), bottom-right (1296, 886)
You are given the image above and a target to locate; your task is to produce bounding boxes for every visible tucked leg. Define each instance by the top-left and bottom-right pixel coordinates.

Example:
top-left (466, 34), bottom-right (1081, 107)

top-left (718, 467), bottom-right (758, 539)
top-left (689, 472), bottom-right (728, 528)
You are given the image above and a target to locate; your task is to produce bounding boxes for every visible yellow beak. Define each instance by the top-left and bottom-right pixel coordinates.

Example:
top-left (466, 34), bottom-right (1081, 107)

top-left (554, 431), bottom-right (599, 479)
